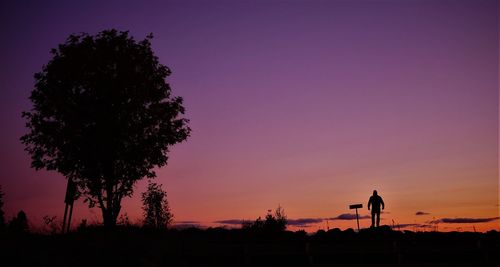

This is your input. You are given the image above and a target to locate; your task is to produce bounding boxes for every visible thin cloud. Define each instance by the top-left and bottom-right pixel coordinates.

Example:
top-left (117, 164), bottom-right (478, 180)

top-left (214, 218), bottom-right (324, 227)
top-left (415, 211), bottom-right (430, 216)
top-left (174, 220), bottom-right (200, 224)
top-left (214, 219), bottom-right (246, 225)
top-left (329, 213), bottom-right (370, 220)
top-left (432, 217), bottom-right (500, 224)
top-left (288, 218), bottom-right (324, 226)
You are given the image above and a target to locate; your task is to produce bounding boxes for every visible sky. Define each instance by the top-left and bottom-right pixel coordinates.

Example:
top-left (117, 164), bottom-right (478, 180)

top-left (0, 0), bottom-right (498, 232)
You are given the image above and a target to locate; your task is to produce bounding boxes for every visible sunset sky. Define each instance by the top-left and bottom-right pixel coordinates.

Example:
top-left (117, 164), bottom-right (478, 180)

top-left (0, 0), bottom-right (498, 232)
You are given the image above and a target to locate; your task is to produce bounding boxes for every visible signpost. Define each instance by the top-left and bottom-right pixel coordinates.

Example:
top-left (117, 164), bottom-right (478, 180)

top-left (349, 204), bottom-right (363, 232)
top-left (62, 178), bottom-right (77, 233)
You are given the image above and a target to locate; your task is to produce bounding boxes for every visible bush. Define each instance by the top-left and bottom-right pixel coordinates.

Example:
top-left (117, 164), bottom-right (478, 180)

top-left (9, 210), bottom-right (29, 233)
top-left (142, 182), bottom-right (173, 229)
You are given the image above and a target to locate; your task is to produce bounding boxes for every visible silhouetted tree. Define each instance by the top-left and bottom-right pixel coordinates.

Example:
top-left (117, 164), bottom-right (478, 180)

top-left (21, 29), bottom-right (191, 228)
top-left (242, 216), bottom-right (263, 230)
top-left (9, 210), bottom-right (29, 233)
top-left (142, 182), bottom-right (173, 229)
top-left (244, 205), bottom-right (288, 232)
top-left (0, 186), bottom-right (5, 229)
top-left (264, 205), bottom-right (287, 231)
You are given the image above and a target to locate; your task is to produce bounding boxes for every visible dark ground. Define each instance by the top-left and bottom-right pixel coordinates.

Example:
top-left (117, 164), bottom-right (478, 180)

top-left (1, 226), bottom-right (499, 267)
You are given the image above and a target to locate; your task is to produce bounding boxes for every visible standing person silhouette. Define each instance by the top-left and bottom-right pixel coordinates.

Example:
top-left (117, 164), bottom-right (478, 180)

top-left (368, 190), bottom-right (384, 227)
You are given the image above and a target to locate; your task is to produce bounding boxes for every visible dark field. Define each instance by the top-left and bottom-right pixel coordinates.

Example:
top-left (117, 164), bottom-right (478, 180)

top-left (1, 227), bottom-right (499, 267)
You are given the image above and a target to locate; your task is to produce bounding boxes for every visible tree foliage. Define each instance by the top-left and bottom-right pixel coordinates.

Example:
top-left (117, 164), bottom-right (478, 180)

top-left (42, 215), bottom-right (60, 234)
top-left (243, 205), bottom-right (288, 232)
top-left (9, 210), bottom-right (29, 233)
top-left (142, 182), bottom-right (173, 229)
top-left (21, 29), bottom-right (190, 227)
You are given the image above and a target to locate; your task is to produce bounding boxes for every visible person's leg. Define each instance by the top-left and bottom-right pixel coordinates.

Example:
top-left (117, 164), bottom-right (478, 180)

top-left (376, 212), bottom-right (380, 227)
top-left (371, 212), bottom-right (375, 227)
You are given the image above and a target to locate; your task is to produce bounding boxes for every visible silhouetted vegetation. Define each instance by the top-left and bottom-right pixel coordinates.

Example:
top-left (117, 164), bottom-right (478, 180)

top-left (21, 29), bottom-right (191, 228)
top-left (1, 226), bottom-right (498, 266)
top-left (8, 210), bottom-right (28, 233)
top-left (142, 182), bottom-right (173, 229)
top-left (77, 219), bottom-right (88, 231)
top-left (117, 213), bottom-right (133, 227)
top-left (243, 205), bottom-right (288, 233)
top-left (42, 215), bottom-right (60, 234)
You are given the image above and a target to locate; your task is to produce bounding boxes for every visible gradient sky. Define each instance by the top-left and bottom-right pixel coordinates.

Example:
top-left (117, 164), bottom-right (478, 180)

top-left (0, 0), bottom-right (498, 232)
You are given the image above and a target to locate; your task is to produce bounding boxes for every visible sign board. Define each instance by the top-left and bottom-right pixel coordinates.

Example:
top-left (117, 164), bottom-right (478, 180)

top-left (349, 204), bottom-right (362, 209)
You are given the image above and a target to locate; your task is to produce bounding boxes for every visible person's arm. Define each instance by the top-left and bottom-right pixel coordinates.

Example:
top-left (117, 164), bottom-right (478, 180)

top-left (381, 197), bottom-right (385, 210)
top-left (368, 197), bottom-right (371, 210)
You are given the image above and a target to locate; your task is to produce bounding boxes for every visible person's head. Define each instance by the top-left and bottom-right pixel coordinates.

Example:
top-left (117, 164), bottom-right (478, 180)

top-left (373, 190), bottom-right (378, 196)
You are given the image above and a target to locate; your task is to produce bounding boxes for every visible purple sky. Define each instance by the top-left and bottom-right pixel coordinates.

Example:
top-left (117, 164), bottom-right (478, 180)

top-left (0, 0), bottom-right (498, 231)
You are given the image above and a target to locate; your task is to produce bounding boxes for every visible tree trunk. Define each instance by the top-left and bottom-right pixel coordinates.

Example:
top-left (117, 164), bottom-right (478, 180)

top-left (101, 186), bottom-right (119, 228)
top-left (102, 208), bottom-right (117, 228)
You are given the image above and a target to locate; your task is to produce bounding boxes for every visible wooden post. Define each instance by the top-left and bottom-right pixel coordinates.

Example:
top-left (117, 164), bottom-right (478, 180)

top-left (355, 208), bottom-right (360, 231)
top-left (349, 204), bottom-right (363, 232)
top-left (67, 203), bottom-right (74, 232)
top-left (62, 203), bottom-right (69, 234)
top-left (62, 178), bottom-right (77, 233)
